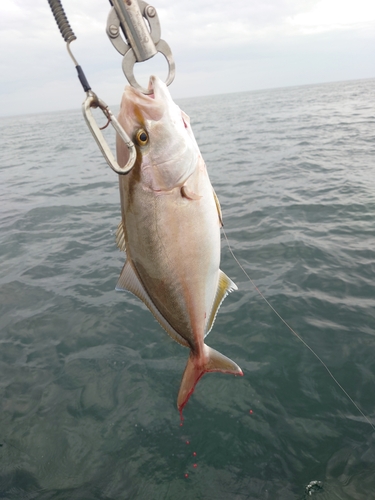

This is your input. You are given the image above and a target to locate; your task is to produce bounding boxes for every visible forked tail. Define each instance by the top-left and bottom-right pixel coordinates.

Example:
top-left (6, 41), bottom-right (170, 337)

top-left (177, 345), bottom-right (243, 416)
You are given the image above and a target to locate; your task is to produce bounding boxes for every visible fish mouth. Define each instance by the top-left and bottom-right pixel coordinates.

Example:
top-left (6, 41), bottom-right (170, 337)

top-left (147, 76), bottom-right (156, 99)
top-left (126, 76), bottom-right (159, 100)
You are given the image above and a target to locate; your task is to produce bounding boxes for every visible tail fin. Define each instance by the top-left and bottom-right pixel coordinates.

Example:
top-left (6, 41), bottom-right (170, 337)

top-left (177, 345), bottom-right (243, 415)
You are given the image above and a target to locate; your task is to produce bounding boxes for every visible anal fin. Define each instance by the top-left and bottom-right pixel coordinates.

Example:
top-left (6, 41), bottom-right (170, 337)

top-left (116, 261), bottom-right (189, 348)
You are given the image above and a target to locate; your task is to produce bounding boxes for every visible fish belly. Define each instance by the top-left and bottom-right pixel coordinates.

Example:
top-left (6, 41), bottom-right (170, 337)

top-left (120, 163), bottom-right (220, 349)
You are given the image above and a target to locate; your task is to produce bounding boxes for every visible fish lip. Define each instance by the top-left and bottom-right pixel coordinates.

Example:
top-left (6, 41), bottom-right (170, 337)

top-left (125, 76), bottom-right (157, 100)
top-left (148, 76), bottom-right (156, 99)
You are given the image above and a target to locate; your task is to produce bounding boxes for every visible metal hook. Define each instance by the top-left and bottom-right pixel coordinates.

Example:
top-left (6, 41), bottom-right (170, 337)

top-left (107, 0), bottom-right (175, 93)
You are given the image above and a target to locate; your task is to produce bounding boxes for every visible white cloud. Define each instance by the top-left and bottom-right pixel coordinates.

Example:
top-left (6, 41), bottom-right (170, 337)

top-left (0, 0), bottom-right (375, 115)
top-left (287, 0), bottom-right (375, 33)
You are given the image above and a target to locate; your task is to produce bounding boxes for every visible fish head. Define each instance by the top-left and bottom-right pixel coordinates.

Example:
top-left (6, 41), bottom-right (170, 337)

top-left (117, 76), bottom-right (199, 192)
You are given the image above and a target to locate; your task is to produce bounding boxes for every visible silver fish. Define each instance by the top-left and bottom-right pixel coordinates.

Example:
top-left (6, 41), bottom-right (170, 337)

top-left (115, 76), bottom-right (243, 413)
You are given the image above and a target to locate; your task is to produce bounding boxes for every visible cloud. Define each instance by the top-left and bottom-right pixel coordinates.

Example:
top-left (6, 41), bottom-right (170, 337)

top-left (287, 0), bottom-right (375, 33)
top-left (0, 0), bottom-right (375, 116)
top-left (159, 0), bottom-right (321, 47)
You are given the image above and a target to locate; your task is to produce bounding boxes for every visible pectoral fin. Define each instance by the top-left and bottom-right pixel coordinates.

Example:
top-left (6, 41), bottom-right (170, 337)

top-left (181, 186), bottom-right (202, 200)
top-left (116, 261), bottom-right (189, 348)
top-left (177, 345), bottom-right (243, 413)
top-left (205, 270), bottom-right (238, 337)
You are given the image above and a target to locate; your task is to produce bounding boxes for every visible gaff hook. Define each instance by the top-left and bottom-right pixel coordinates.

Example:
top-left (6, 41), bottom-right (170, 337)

top-left (47, 0), bottom-right (136, 175)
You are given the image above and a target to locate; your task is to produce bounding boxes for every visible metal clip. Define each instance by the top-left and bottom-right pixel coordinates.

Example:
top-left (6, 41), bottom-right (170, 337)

top-left (107, 0), bottom-right (175, 93)
top-left (83, 91), bottom-right (136, 175)
top-left (47, 0), bottom-right (137, 175)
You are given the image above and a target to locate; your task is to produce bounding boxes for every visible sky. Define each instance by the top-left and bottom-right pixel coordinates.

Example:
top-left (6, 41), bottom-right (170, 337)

top-left (1, 0), bottom-right (375, 116)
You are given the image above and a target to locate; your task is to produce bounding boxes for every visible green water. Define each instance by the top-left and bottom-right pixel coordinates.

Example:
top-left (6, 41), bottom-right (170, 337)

top-left (1, 79), bottom-right (375, 499)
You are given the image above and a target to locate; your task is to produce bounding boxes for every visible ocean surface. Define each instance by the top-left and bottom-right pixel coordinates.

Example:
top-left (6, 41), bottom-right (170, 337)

top-left (1, 78), bottom-right (375, 499)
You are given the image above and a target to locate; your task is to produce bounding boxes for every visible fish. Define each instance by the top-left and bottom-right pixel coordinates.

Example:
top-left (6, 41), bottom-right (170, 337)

top-left (115, 75), bottom-right (243, 413)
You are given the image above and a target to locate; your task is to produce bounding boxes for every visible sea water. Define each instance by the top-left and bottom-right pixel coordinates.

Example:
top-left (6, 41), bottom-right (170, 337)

top-left (1, 78), bottom-right (375, 499)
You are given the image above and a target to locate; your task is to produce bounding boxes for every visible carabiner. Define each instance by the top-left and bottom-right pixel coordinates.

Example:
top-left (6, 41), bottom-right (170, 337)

top-left (83, 91), bottom-right (136, 175)
top-left (47, 0), bottom-right (137, 175)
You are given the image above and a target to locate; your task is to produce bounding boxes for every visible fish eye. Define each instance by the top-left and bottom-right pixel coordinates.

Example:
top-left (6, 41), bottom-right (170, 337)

top-left (135, 129), bottom-right (149, 146)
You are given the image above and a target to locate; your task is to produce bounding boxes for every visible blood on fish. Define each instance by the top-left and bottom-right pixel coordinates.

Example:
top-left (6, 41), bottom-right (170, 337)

top-left (193, 452), bottom-right (197, 456)
top-left (184, 473), bottom-right (189, 478)
top-left (179, 408), bottom-right (185, 422)
top-left (186, 440), bottom-right (190, 445)
top-left (249, 409), bottom-right (253, 414)
top-left (178, 371), bottom-right (206, 417)
top-left (193, 464), bottom-right (197, 468)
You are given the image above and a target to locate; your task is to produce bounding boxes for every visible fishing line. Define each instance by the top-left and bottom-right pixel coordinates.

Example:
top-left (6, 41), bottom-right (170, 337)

top-left (222, 228), bottom-right (375, 432)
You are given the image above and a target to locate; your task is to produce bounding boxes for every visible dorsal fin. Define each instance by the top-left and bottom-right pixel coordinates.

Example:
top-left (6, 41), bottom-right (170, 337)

top-left (116, 261), bottom-right (189, 348)
top-left (205, 270), bottom-right (238, 337)
top-left (213, 189), bottom-right (224, 227)
top-left (116, 220), bottom-right (126, 253)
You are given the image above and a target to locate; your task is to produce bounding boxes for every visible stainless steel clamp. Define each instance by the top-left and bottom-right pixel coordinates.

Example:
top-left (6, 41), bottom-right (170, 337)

top-left (106, 0), bottom-right (175, 93)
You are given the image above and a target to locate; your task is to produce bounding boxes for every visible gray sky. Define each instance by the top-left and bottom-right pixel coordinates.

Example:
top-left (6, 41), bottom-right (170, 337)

top-left (1, 0), bottom-right (375, 116)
